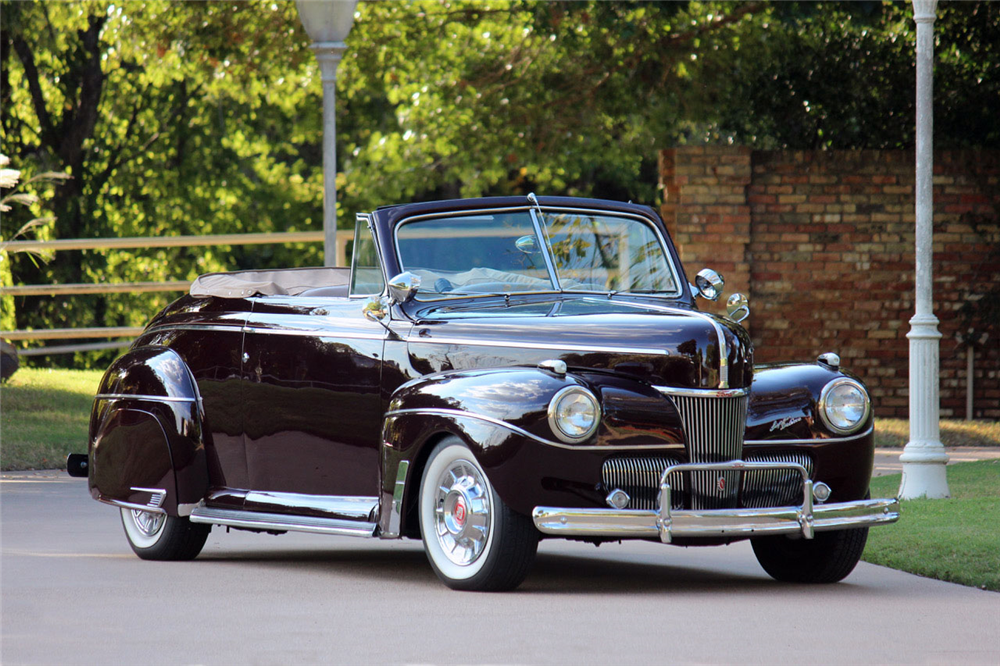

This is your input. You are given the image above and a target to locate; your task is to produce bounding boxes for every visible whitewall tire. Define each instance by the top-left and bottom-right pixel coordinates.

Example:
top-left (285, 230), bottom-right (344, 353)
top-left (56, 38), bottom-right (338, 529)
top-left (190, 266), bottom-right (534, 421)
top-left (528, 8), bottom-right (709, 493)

top-left (418, 438), bottom-right (538, 591)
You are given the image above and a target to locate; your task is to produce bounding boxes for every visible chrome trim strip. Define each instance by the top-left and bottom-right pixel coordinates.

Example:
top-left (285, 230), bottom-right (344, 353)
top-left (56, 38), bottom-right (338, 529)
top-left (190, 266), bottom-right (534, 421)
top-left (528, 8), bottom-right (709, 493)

top-left (382, 460), bottom-right (410, 539)
top-left (99, 498), bottom-right (167, 515)
top-left (743, 425), bottom-right (874, 445)
top-left (188, 507), bottom-right (377, 537)
top-left (130, 486), bottom-right (167, 509)
top-left (242, 327), bottom-right (386, 341)
top-left (653, 386), bottom-right (748, 398)
top-left (145, 323), bottom-right (243, 335)
top-left (403, 335), bottom-right (669, 356)
top-left (243, 491), bottom-right (378, 520)
top-left (95, 393), bottom-right (197, 403)
top-left (532, 497), bottom-right (900, 539)
top-left (384, 408), bottom-right (685, 451)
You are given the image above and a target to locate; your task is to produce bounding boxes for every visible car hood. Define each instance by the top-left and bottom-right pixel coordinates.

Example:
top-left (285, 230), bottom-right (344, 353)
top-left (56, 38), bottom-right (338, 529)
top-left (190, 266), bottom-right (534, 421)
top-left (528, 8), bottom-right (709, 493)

top-left (405, 296), bottom-right (753, 390)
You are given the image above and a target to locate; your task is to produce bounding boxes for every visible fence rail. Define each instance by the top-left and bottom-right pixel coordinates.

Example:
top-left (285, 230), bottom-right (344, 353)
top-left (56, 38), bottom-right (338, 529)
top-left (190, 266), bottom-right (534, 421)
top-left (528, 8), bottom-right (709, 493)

top-left (1, 326), bottom-right (146, 341)
top-left (1, 281), bottom-right (191, 296)
top-left (3, 229), bottom-right (354, 353)
top-left (3, 231), bottom-right (324, 253)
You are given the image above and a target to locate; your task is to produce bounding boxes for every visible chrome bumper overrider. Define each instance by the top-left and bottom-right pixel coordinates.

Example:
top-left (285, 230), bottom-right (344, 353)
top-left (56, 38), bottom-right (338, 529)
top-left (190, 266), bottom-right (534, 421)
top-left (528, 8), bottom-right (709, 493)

top-left (532, 460), bottom-right (900, 542)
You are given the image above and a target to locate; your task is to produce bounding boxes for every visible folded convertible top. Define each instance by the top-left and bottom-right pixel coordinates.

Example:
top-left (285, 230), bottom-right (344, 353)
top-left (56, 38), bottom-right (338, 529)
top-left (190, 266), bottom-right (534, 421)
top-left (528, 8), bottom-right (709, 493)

top-left (189, 267), bottom-right (350, 298)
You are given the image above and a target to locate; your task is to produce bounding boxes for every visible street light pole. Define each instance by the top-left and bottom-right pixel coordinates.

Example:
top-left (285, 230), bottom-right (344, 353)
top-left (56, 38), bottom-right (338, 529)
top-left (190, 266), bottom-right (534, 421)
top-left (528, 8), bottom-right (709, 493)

top-left (899, 0), bottom-right (950, 499)
top-left (295, 0), bottom-right (359, 267)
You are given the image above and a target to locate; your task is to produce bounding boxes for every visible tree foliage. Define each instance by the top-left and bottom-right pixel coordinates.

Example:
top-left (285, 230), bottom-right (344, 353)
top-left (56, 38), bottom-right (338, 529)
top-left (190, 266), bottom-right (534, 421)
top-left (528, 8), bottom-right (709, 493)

top-left (1, 1), bottom-right (998, 366)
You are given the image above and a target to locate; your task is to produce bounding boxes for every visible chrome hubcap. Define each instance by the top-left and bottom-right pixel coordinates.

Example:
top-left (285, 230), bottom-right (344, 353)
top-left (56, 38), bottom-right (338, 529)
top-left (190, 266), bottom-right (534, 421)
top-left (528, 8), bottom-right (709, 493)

top-left (433, 459), bottom-right (491, 566)
top-left (130, 509), bottom-right (165, 537)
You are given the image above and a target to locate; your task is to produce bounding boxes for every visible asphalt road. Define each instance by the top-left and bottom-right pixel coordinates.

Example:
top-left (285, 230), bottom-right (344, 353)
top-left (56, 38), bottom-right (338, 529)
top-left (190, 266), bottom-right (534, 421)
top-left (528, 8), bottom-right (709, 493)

top-left (3, 472), bottom-right (999, 665)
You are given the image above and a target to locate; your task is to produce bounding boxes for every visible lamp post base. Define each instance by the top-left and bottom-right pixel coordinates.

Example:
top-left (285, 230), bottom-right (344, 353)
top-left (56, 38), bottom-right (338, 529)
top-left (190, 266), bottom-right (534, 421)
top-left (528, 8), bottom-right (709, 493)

top-left (899, 450), bottom-right (951, 500)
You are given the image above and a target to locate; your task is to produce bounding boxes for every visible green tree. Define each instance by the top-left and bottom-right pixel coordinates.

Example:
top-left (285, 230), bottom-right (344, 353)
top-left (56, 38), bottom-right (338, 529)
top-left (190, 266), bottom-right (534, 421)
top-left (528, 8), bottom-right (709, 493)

top-left (2, 1), bottom-right (998, 367)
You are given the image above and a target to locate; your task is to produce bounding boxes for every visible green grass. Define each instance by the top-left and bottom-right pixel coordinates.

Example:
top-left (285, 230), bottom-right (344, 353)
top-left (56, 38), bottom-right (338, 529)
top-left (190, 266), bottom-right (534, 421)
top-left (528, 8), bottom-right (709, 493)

top-left (864, 460), bottom-right (1000, 592)
top-left (874, 418), bottom-right (1000, 448)
top-left (1, 368), bottom-right (103, 470)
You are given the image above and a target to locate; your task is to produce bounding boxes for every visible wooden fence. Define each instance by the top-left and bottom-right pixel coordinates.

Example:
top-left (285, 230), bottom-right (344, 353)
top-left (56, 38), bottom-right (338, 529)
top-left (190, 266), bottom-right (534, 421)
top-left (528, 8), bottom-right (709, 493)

top-left (1, 229), bottom-right (354, 355)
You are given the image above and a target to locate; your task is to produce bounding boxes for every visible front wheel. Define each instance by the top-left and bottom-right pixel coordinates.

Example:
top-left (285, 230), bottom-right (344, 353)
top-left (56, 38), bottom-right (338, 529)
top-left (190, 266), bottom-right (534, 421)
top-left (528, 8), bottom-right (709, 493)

top-left (419, 438), bottom-right (539, 591)
top-left (120, 508), bottom-right (210, 561)
top-left (751, 527), bottom-right (869, 584)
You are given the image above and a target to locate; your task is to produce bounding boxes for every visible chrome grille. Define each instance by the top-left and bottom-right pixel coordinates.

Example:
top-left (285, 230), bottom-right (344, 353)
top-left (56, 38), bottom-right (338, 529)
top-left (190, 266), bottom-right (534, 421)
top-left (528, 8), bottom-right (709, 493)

top-left (741, 452), bottom-right (814, 508)
top-left (602, 457), bottom-right (685, 510)
top-left (668, 394), bottom-right (749, 510)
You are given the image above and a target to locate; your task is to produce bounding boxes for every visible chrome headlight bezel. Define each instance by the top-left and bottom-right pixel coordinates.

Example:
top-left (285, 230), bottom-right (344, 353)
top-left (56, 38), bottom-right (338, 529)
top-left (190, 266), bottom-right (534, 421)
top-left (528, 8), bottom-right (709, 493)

top-left (547, 386), bottom-right (601, 443)
top-left (818, 378), bottom-right (871, 435)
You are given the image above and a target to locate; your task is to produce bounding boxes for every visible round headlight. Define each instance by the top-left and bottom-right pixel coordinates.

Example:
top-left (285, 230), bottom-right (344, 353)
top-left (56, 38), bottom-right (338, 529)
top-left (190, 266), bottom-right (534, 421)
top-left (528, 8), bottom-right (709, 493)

top-left (818, 378), bottom-right (870, 435)
top-left (547, 386), bottom-right (601, 443)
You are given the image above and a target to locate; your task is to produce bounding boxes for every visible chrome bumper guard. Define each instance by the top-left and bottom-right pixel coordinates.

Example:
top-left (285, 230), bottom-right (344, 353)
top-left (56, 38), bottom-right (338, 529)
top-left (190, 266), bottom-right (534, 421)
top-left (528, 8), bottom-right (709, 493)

top-left (532, 460), bottom-right (900, 542)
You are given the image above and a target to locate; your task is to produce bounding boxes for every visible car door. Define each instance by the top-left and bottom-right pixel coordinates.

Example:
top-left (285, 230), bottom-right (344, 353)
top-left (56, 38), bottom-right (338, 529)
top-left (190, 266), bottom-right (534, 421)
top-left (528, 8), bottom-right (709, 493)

top-left (240, 216), bottom-right (389, 510)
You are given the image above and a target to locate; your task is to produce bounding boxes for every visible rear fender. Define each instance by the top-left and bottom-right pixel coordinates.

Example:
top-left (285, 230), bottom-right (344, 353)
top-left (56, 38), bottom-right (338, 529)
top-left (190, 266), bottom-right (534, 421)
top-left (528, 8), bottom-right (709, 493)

top-left (379, 367), bottom-right (578, 538)
top-left (89, 346), bottom-right (209, 516)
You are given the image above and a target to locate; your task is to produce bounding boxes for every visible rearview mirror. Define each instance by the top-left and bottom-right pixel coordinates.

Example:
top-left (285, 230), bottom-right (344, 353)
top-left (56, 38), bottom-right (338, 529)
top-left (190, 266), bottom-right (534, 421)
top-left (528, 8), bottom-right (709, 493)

top-left (387, 272), bottom-right (421, 305)
top-left (515, 235), bottom-right (539, 254)
top-left (726, 293), bottom-right (750, 324)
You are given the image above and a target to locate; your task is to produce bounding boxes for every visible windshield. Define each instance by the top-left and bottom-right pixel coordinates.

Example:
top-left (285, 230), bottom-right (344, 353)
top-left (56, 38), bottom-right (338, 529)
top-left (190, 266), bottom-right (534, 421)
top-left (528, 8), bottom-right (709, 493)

top-left (395, 209), bottom-right (678, 299)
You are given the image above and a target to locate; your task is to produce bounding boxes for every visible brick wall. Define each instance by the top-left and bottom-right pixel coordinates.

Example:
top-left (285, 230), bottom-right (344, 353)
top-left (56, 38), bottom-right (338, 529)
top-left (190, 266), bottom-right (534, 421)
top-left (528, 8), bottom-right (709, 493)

top-left (659, 146), bottom-right (1000, 419)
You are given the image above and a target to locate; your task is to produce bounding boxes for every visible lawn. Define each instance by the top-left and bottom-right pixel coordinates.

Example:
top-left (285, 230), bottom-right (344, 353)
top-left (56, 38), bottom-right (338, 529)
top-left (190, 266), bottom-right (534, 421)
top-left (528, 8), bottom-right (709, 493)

top-left (864, 460), bottom-right (1000, 592)
top-left (2, 368), bottom-right (998, 469)
top-left (1, 368), bottom-right (103, 470)
top-left (874, 418), bottom-right (1000, 448)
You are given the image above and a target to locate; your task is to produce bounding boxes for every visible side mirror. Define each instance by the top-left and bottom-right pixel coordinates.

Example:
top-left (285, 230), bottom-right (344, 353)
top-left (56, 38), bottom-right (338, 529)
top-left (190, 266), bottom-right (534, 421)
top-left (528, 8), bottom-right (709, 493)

top-left (726, 293), bottom-right (750, 324)
top-left (694, 268), bottom-right (725, 301)
top-left (363, 297), bottom-right (389, 323)
top-left (515, 235), bottom-right (539, 254)
top-left (387, 271), bottom-right (421, 305)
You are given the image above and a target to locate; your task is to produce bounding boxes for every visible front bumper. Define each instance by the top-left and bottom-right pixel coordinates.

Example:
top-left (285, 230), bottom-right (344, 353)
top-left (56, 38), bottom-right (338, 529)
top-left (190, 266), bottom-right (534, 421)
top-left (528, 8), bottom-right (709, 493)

top-left (532, 460), bottom-right (900, 542)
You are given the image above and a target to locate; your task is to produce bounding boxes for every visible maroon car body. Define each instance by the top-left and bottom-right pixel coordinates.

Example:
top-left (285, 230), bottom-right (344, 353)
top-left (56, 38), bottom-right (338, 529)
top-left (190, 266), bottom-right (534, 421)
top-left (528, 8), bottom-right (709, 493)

top-left (75, 195), bottom-right (899, 590)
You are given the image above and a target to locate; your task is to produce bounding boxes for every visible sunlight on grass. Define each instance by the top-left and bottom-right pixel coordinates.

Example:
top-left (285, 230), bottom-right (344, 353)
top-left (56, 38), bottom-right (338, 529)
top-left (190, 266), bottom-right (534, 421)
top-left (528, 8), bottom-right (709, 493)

top-left (1, 368), bottom-right (103, 470)
top-left (875, 418), bottom-right (1000, 448)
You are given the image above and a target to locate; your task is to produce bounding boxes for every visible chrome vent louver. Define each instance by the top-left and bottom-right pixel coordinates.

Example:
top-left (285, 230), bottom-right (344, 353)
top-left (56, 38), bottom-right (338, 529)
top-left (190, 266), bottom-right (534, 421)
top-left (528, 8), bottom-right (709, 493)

top-left (667, 393), bottom-right (749, 509)
top-left (741, 452), bottom-right (814, 508)
top-left (602, 457), bottom-right (685, 511)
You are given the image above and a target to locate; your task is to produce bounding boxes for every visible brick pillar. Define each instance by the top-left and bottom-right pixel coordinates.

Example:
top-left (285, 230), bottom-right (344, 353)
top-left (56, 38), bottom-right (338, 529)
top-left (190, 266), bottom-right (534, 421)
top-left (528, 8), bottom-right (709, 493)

top-left (659, 146), bottom-right (753, 309)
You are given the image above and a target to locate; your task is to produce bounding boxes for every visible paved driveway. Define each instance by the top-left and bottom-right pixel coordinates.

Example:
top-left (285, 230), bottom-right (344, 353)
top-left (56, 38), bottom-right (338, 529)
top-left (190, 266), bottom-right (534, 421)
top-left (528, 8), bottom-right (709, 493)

top-left (2, 473), bottom-right (998, 665)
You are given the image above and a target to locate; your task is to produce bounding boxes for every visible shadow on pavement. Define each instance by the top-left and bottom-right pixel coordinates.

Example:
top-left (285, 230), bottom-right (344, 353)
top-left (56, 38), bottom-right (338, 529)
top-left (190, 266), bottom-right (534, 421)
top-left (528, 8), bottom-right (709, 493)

top-left (189, 543), bottom-right (881, 596)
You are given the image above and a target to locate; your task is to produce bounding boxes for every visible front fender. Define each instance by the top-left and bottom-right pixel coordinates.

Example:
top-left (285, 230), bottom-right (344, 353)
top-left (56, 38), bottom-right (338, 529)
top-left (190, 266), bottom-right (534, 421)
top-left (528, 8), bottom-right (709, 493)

top-left (88, 346), bottom-right (209, 516)
top-left (379, 367), bottom-right (580, 537)
top-left (745, 362), bottom-right (875, 502)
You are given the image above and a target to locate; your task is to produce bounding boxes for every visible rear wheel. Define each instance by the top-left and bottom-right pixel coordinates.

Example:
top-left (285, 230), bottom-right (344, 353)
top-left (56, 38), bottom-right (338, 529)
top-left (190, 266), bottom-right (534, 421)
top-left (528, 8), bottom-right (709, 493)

top-left (419, 438), bottom-right (538, 591)
top-left (120, 508), bottom-right (210, 561)
top-left (751, 527), bottom-right (869, 584)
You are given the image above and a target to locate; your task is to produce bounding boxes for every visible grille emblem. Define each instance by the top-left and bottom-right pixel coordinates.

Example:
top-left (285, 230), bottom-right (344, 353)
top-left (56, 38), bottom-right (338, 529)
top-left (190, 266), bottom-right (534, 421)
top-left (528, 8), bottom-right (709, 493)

top-left (716, 476), bottom-right (726, 492)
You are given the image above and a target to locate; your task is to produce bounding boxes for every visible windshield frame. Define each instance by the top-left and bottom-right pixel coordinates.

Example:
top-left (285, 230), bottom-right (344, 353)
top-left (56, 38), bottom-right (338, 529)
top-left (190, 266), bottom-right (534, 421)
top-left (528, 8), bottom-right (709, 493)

top-left (391, 205), bottom-right (685, 302)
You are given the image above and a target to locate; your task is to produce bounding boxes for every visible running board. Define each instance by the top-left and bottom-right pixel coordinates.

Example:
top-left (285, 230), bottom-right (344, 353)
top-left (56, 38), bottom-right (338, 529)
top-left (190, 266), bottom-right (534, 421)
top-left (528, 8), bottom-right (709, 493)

top-left (189, 506), bottom-right (377, 537)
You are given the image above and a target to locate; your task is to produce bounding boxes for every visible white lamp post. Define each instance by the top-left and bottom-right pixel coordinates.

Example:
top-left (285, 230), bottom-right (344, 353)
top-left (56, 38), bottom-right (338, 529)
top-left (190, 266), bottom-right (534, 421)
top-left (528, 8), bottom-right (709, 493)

top-left (296, 0), bottom-right (359, 266)
top-left (899, 0), bottom-right (950, 499)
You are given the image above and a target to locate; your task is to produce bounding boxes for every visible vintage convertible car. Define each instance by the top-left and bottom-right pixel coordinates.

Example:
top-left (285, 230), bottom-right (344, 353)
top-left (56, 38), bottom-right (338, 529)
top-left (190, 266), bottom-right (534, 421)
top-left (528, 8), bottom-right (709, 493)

top-left (69, 195), bottom-right (899, 591)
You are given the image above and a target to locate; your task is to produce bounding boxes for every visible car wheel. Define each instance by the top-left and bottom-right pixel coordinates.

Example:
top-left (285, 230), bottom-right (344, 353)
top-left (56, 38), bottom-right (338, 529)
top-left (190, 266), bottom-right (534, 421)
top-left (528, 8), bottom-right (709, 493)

top-left (419, 438), bottom-right (539, 591)
top-left (751, 527), bottom-right (869, 584)
top-left (120, 508), bottom-right (210, 561)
